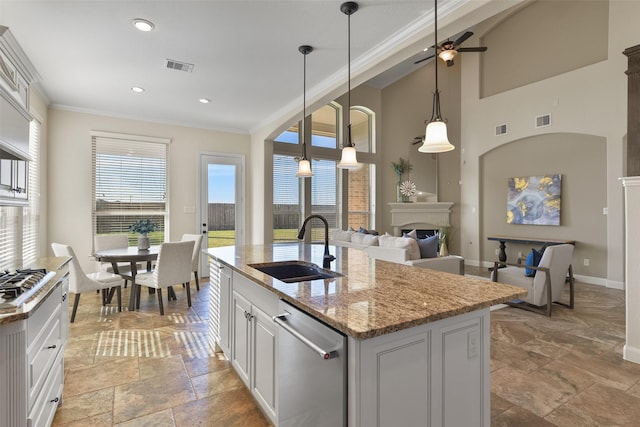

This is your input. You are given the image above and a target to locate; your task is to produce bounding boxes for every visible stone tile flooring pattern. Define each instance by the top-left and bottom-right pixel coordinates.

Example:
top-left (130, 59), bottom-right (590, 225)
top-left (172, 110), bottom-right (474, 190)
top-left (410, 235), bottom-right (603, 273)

top-left (53, 268), bottom-right (640, 426)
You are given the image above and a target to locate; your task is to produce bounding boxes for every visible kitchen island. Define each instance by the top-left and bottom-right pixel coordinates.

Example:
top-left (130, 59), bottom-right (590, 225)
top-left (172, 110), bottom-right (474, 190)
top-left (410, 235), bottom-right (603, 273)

top-left (0, 256), bottom-right (71, 427)
top-left (207, 244), bottom-right (526, 427)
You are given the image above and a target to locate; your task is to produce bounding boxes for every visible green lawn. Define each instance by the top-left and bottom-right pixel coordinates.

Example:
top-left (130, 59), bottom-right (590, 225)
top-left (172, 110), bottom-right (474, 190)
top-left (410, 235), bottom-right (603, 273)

top-left (206, 229), bottom-right (299, 248)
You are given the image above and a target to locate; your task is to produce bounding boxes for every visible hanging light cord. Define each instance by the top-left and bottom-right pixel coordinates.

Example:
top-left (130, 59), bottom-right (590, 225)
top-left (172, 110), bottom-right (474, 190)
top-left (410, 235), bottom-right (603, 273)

top-left (431, 0), bottom-right (443, 122)
top-left (346, 6), bottom-right (353, 148)
top-left (302, 48), bottom-right (308, 160)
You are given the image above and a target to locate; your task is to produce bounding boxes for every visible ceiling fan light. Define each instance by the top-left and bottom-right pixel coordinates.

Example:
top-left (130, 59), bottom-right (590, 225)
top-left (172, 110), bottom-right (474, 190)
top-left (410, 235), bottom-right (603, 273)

top-left (438, 49), bottom-right (456, 62)
top-left (419, 120), bottom-right (455, 153)
top-left (337, 146), bottom-right (360, 169)
top-left (296, 159), bottom-right (313, 177)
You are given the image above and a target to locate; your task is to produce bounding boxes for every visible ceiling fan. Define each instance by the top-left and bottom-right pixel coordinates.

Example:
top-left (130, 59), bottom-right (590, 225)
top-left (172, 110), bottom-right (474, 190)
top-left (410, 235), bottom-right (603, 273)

top-left (414, 31), bottom-right (487, 67)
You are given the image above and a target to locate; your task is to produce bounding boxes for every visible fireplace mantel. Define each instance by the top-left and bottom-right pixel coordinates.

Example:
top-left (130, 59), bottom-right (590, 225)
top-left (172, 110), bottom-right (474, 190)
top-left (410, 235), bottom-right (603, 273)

top-left (388, 202), bottom-right (453, 236)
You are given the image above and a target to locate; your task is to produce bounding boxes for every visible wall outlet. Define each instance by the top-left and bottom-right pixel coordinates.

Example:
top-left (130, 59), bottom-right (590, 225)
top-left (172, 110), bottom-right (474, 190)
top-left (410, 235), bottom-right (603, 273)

top-left (495, 249), bottom-right (500, 256)
top-left (518, 251), bottom-right (523, 259)
top-left (584, 258), bottom-right (590, 266)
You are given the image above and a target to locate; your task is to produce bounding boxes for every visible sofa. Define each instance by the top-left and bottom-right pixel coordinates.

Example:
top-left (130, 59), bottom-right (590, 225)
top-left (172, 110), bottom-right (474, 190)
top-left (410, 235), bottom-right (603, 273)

top-left (330, 229), bottom-right (464, 275)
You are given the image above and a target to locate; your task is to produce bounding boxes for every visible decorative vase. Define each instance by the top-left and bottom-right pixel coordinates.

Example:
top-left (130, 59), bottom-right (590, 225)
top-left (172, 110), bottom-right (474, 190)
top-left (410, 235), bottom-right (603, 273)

top-left (137, 233), bottom-right (150, 251)
top-left (396, 183), bottom-right (403, 203)
top-left (439, 240), bottom-right (448, 257)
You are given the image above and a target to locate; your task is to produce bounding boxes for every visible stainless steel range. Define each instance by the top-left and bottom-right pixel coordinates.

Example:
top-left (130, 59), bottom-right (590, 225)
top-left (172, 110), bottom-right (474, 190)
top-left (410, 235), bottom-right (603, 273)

top-left (0, 268), bottom-right (56, 309)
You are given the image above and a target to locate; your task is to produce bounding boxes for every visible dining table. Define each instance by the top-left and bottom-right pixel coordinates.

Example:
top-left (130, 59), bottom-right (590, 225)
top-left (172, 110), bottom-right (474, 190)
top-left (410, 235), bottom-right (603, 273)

top-left (93, 245), bottom-right (160, 311)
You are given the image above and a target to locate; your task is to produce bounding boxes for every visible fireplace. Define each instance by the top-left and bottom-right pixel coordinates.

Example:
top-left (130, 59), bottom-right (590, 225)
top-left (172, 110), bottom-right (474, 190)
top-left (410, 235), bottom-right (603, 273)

top-left (389, 202), bottom-right (453, 237)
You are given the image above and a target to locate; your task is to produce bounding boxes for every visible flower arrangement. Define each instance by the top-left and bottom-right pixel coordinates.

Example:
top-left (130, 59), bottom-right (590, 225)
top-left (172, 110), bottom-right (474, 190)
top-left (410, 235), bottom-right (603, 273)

top-left (129, 219), bottom-right (157, 235)
top-left (391, 157), bottom-right (412, 180)
top-left (399, 180), bottom-right (416, 197)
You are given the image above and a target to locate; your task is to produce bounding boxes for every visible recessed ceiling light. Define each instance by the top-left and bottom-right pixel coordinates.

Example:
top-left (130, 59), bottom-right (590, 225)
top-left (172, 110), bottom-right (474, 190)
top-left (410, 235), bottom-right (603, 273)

top-left (133, 18), bottom-right (155, 32)
top-left (199, 98), bottom-right (210, 104)
top-left (131, 86), bottom-right (145, 93)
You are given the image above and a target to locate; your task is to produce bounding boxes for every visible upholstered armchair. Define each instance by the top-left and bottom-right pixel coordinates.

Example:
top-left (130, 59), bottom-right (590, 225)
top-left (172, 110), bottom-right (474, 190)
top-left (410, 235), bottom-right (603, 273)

top-left (491, 243), bottom-right (575, 316)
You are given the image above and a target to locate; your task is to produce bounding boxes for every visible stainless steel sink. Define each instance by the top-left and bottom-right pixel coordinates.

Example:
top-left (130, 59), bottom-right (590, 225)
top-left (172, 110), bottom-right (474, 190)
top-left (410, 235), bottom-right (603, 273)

top-left (248, 261), bottom-right (342, 283)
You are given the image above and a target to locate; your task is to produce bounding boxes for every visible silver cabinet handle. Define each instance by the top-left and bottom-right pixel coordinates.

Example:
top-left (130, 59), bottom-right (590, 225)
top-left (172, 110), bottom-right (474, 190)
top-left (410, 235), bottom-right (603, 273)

top-left (273, 313), bottom-right (337, 360)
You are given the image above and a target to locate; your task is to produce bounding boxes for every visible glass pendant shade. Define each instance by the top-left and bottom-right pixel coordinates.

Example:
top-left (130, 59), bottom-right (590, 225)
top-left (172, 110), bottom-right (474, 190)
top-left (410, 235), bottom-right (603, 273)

top-left (337, 146), bottom-right (359, 169)
top-left (296, 159), bottom-right (312, 177)
top-left (419, 120), bottom-right (455, 153)
top-left (438, 49), bottom-right (456, 62)
top-left (337, 2), bottom-right (360, 171)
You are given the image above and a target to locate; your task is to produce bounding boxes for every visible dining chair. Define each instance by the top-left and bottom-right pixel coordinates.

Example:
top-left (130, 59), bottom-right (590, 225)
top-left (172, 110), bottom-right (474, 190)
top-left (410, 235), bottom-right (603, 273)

top-left (51, 243), bottom-right (124, 322)
top-left (133, 240), bottom-right (194, 315)
top-left (181, 233), bottom-right (204, 291)
top-left (94, 234), bottom-right (142, 288)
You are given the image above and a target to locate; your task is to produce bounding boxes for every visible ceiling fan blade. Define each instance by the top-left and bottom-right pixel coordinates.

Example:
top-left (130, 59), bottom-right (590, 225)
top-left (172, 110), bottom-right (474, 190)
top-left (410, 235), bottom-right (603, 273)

top-left (453, 31), bottom-right (473, 47)
top-left (457, 47), bottom-right (488, 52)
top-left (414, 54), bottom-right (435, 65)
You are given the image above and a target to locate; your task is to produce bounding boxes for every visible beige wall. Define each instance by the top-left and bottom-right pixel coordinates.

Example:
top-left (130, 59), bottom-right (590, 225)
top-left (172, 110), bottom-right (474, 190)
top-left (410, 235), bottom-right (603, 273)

top-left (380, 60), bottom-right (461, 253)
top-left (480, 133), bottom-right (607, 277)
top-left (460, 0), bottom-right (637, 286)
top-left (481, 0), bottom-right (609, 97)
top-left (47, 108), bottom-right (251, 272)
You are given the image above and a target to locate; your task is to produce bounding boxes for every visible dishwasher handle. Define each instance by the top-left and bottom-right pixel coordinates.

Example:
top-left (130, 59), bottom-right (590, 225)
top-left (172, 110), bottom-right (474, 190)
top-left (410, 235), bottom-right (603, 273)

top-left (273, 313), bottom-right (338, 360)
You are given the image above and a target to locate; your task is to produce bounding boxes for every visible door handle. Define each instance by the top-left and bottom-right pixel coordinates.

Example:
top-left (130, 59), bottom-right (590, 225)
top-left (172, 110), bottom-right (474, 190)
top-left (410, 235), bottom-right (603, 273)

top-left (273, 313), bottom-right (337, 360)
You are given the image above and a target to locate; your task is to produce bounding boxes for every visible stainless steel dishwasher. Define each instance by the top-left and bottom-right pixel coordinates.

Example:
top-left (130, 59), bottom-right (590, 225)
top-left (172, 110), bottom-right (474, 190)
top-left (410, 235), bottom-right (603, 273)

top-left (273, 299), bottom-right (347, 427)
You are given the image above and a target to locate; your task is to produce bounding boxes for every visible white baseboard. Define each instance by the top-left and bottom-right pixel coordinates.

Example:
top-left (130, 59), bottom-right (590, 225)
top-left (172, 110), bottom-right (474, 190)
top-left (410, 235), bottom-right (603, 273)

top-left (624, 344), bottom-right (640, 364)
top-left (467, 262), bottom-right (624, 290)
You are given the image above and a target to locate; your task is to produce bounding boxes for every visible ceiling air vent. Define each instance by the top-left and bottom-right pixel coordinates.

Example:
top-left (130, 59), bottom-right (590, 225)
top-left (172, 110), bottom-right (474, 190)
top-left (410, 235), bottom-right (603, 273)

top-left (165, 59), bottom-right (194, 72)
top-left (495, 124), bottom-right (507, 136)
top-left (535, 114), bottom-right (551, 128)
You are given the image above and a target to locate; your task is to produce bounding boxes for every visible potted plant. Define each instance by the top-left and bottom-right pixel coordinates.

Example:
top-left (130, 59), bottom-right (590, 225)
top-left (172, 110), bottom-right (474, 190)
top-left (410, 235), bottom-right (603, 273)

top-left (391, 158), bottom-right (413, 202)
top-left (130, 219), bottom-right (157, 250)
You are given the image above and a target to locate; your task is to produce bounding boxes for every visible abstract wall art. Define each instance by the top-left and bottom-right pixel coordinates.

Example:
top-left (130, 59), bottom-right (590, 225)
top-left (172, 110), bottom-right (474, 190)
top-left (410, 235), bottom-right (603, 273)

top-left (507, 174), bottom-right (561, 225)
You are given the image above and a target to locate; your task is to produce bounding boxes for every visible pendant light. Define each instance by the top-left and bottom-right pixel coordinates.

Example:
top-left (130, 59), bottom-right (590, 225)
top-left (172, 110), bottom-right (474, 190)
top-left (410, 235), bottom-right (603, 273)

top-left (419, 0), bottom-right (455, 153)
top-left (296, 45), bottom-right (313, 177)
top-left (337, 1), bottom-right (360, 170)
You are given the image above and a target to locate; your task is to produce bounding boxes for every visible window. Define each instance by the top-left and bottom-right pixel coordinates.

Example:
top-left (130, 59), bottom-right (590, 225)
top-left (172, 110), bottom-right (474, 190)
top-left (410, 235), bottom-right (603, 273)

top-left (348, 163), bottom-right (375, 230)
top-left (274, 124), bottom-right (299, 144)
top-left (311, 104), bottom-right (339, 149)
top-left (310, 159), bottom-right (338, 240)
top-left (91, 133), bottom-right (169, 247)
top-left (0, 119), bottom-right (41, 270)
top-left (273, 154), bottom-right (300, 242)
top-left (23, 119), bottom-right (41, 264)
top-left (272, 101), bottom-right (377, 243)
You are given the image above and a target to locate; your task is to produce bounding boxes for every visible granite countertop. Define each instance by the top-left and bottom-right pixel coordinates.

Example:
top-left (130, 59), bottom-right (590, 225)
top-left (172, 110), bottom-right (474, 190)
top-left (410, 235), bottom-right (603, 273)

top-left (207, 244), bottom-right (527, 340)
top-left (0, 256), bottom-right (71, 325)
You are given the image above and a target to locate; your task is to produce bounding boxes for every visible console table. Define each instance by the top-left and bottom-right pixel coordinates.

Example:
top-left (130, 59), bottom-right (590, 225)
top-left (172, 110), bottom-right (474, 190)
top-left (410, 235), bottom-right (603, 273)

top-left (487, 235), bottom-right (576, 263)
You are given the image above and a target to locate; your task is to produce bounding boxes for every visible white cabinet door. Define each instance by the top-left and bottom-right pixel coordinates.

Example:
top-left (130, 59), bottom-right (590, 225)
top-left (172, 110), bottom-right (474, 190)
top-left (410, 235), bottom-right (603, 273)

top-left (218, 265), bottom-right (232, 356)
top-left (232, 291), bottom-right (251, 386)
top-left (251, 304), bottom-right (277, 420)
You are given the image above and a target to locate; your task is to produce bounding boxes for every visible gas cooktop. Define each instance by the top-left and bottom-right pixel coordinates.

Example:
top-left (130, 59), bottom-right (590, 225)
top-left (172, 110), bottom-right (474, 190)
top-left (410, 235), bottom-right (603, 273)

top-left (0, 268), bottom-right (57, 309)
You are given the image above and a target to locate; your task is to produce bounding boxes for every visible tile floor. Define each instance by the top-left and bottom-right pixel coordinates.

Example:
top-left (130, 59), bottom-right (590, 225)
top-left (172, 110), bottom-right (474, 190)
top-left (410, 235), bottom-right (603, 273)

top-left (53, 269), bottom-right (640, 426)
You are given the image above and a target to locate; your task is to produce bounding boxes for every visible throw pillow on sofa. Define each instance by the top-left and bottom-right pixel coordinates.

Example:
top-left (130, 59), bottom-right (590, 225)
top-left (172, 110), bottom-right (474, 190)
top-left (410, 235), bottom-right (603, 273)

top-left (332, 229), bottom-right (355, 242)
top-left (417, 235), bottom-right (438, 258)
top-left (351, 232), bottom-right (379, 246)
top-left (403, 229), bottom-right (418, 240)
top-left (379, 234), bottom-right (421, 260)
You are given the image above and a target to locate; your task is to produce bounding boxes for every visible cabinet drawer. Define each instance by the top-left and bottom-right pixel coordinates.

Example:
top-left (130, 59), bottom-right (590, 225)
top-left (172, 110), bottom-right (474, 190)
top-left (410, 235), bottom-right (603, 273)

top-left (27, 284), bottom-right (61, 347)
top-left (28, 315), bottom-right (61, 407)
top-left (27, 351), bottom-right (63, 427)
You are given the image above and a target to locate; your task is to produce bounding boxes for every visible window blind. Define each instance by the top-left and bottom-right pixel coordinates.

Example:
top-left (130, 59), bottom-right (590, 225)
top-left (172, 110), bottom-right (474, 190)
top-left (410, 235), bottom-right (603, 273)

top-left (273, 154), bottom-right (300, 242)
top-left (22, 119), bottom-right (40, 264)
top-left (92, 136), bottom-right (168, 247)
top-left (310, 158), bottom-right (338, 241)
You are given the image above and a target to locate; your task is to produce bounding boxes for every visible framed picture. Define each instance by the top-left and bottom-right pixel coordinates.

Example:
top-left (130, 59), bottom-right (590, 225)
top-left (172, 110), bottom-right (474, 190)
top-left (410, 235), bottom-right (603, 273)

top-left (507, 174), bottom-right (561, 225)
